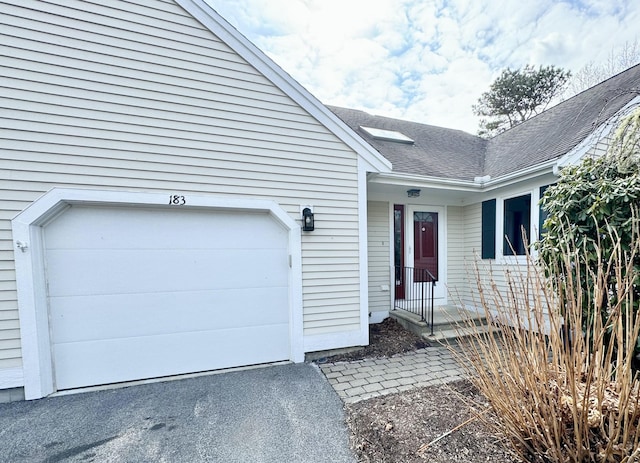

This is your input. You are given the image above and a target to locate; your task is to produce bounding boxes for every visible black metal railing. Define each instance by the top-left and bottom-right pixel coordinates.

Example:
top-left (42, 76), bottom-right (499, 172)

top-left (394, 266), bottom-right (436, 335)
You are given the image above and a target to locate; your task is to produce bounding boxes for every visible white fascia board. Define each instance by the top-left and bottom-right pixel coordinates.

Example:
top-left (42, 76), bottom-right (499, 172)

top-left (370, 159), bottom-right (557, 193)
top-left (480, 160), bottom-right (558, 191)
top-left (176, 0), bottom-right (392, 174)
top-left (369, 172), bottom-right (479, 191)
top-left (556, 95), bottom-right (640, 170)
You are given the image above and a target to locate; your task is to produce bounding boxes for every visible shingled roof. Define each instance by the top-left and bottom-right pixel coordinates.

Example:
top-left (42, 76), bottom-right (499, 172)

top-left (327, 106), bottom-right (486, 181)
top-left (329, 64), bottom-right (640, 182)
top-left (485, 63), bottom-right (640, 178)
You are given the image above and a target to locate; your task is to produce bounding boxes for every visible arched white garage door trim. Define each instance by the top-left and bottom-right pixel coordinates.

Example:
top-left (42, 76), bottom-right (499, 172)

top-left (12, 188), bottom-right (303, 400)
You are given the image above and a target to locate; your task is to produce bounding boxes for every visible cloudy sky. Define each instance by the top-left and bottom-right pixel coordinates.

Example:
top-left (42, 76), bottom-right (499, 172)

top-left (206, 0), bottom-right (639, 134)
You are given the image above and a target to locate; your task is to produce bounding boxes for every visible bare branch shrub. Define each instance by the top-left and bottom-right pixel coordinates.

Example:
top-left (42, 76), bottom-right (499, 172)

top-left (454, 224), bottom-right (640, 462)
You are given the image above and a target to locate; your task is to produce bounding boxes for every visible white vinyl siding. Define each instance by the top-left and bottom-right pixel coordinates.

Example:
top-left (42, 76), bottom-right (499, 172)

top-left (367, 201), bottom-right (391, 316)
top-left (466, 199), bottom-right (529, 308)
top-left (460, 135), bottom-right (621, 319)
top-left (594, 141), bottom-right (610, 157)
top-left (461, 180), bottom-right (550, 311)
top-left (586, 137), bottom-right (611, 159)
top-left (461, 202), bottom-right (488, 307)
top-left (464, 198), bottom-right (542, 321)
top-left (0, 0), bottom-right (363, 368)
top-left (446, 206), bottom-right (466, 302)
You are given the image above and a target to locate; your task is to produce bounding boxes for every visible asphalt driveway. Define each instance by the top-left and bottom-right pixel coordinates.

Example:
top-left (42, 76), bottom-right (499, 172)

top-left (0, 363), bottom-right (356, 462)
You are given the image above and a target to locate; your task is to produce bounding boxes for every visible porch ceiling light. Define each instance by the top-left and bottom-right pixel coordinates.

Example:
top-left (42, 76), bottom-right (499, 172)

top-left (302, 207), bottom-right (315, 231)
top-left (407, 189), bottom-right (421, 198)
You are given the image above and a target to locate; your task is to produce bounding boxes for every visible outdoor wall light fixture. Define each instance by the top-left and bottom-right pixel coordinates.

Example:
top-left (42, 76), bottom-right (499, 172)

top-left (407, 189), bottom-right (421, 198)
top-left (302, 207), bottom-right (315, 231)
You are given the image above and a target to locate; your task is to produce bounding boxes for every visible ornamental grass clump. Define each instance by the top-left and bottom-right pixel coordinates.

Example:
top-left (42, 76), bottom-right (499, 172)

top-left (456, 230), bottom-right (640, 462)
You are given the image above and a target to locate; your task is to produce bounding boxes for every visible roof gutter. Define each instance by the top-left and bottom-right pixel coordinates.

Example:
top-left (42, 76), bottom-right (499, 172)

top-left (369, 158), bottom-right (558, 192)
top-left (479, 159), bottom-right (559, 191)
top-left (368, 172), bottom-right (479, 191)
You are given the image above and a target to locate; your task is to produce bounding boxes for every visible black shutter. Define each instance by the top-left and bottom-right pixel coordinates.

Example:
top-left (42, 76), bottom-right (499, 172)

top-left (481, 199), bottom-right (496, 259)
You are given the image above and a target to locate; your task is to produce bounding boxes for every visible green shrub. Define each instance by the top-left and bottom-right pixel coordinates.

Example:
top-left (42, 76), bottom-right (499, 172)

top-left (538, 108), bottom-right (640, 365)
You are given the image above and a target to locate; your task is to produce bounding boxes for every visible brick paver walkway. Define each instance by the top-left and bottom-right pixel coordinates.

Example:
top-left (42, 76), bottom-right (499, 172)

top-left (319, 346), bottom-right (466, 404)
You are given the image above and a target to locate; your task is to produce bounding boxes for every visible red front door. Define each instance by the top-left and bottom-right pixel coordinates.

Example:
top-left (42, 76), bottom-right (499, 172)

top-left (413, 212), bottom-right (438, 282)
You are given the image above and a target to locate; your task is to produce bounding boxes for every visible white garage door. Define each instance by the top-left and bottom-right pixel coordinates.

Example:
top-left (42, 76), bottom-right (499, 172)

top-left (44, 205), bottom-right (290, 391)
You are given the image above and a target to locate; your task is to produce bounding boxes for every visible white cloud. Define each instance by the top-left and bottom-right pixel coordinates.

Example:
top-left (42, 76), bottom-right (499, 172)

top-left (208, 0), bottom-right (640, 134)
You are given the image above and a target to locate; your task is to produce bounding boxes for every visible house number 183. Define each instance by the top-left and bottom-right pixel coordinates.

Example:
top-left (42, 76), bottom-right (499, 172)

top-left (169, 195), bottom-right (186, 205)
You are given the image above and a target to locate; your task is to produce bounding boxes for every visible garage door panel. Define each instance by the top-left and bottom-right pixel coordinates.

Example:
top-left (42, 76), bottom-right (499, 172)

top-left (44, 205), bottom-right (292, 391)
top-left (45, 207), bottom-right (287, 251)
top-left (53, 322), bottom-right (290, 390)
top-left (45, 248), bottom-right (288, 296)
top-left (49, 286), bottom-right (289, 344)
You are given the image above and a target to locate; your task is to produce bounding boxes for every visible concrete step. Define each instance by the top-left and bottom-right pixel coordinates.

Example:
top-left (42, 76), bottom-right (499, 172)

top-left (423, 323), bottom-right (493, 344)
top-left (390, 304), bottom-right (489, 343)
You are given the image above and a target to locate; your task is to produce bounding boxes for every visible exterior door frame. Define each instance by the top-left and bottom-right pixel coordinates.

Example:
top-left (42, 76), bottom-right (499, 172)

top-left (406, 205), bottom-right (447, 301)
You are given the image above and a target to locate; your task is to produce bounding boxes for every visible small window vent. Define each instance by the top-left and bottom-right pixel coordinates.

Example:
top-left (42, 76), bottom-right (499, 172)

top-left (359, 126), bottom-right (414, 144)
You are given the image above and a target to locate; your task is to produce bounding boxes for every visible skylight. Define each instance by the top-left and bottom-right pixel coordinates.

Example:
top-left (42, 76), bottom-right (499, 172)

top-left (360, 126), bottom-right (414, 144)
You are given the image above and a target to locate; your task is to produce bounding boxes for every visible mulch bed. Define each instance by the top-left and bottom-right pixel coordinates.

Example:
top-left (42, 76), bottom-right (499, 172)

top-left (347, 380), bottom-right (520, 462)
top-left (320, 317), bottom-right (429, 362)
top-left (318, 317), bottom-right (521, 462)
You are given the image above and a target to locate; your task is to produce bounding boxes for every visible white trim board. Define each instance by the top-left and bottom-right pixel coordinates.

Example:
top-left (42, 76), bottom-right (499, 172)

top-left (357, 158), bottom-right (370, 346)
top-left (0, 367), bottom-right (24, 389)
top-left (12, 188), bottom-right (304, 399)
top-left (303, 330), bottom-right (366, 353)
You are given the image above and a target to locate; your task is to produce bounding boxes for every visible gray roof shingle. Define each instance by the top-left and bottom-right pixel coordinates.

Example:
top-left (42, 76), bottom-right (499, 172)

top-left (485, 63), bottom-right (640, 178)
top-left (328, 64), bottom-right (640, 181)
top-left (327, 106), bottom-right (486, 181)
